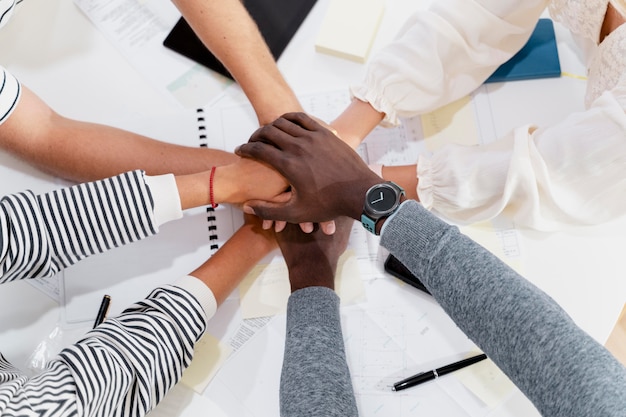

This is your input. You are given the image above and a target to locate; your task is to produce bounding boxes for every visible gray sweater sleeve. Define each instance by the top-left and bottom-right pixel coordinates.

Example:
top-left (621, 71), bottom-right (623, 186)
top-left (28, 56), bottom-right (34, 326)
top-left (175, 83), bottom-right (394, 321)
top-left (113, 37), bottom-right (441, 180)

top-left (381, 200), bottom-right (626, 417)
top-left (280, 286), bottom-right (358, 417)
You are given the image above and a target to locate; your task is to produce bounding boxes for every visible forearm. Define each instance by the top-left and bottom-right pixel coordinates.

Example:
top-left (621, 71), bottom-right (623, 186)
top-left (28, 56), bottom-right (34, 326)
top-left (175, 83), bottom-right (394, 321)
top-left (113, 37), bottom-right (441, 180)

top-left (381, 202), bottom-right (626, 416)
top-left (351, 0), bottom-right (547, 124)
top-left (381, 165), bottom-right (419, 201)
top-left (331, 98), bottom-right (384, 149)
top-left (1, 86), bottom-right (237, 182)
top-left (280, 287), bottom-right (358, 417)
top-left (417, 92), bottom-right (626, 229)
top-left (0, 170), bottom-right (158, 283)
top-left (189, 215), bottom-right (276, 304)
top-left (47, 284), bottom-right (208, 417)
top-left (171, 0), bottom-right (303, 124)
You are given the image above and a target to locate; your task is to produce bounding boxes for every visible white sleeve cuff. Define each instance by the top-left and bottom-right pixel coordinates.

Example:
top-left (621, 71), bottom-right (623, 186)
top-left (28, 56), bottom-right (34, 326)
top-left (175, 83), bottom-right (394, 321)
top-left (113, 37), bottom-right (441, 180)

top-left (173, 275), bottom-right (218, 320)
top-left (144, 174), bottom-right (183, 227)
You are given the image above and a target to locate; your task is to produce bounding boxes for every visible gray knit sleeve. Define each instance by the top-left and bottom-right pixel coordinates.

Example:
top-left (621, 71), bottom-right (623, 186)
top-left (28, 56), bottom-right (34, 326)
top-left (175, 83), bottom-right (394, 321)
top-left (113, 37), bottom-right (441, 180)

top-left (280, 286), bottom-right (358, 417)
top-left (380, 201), bottom-right (626, 417)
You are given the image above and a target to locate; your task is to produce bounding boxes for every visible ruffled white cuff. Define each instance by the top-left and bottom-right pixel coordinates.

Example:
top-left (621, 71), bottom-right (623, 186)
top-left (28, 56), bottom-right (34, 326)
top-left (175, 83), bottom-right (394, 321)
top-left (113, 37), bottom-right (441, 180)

top-left (350, 84), bottom-right (401, 127)
top-left (416, 155), bottom-right (434, 210)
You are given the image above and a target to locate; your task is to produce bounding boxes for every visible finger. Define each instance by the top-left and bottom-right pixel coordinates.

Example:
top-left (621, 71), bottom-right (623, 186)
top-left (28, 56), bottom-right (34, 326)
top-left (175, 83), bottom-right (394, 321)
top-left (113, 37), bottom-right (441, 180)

top-left (262, 219), bottom-right (273, 230)
top-left (274, 221), bottom-right (287, 233)
top-left (244, 199), bottom-right (296, 223)
top-left (271, 113), bottom-right (319, 138)
top-left (246, 121), bottom-right (299, 148)
top-left (280, 112), bottom-right (323, 131)
top-left (268, 191), bottom-right (292, 204)
top-left (320, 220), bottom-right (336, 235)
top-left (236, 141), bottom-right (288, 176)
top-left (299, 222), bottom-right (314, 234)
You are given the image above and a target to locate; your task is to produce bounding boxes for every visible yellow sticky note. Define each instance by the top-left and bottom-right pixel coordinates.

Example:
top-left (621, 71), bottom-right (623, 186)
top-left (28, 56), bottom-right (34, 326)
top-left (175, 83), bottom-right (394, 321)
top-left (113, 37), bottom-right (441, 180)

top-left (421, 95), bottom-right (478, 151)
top-left (315, 0), bottom-right (385, 63)
top-left (180, 333), bottom-right (232, 394)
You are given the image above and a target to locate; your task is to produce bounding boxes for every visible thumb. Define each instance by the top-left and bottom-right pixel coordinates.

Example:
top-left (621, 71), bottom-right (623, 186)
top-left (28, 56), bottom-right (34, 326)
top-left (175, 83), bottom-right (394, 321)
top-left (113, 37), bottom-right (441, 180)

top-left (242, 199), bottom-right (295, 222)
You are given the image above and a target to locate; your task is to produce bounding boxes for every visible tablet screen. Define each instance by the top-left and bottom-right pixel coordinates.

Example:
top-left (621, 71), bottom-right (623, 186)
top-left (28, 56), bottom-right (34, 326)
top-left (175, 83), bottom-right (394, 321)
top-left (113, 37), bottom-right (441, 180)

top-left (163, 0), bottom-right (318, 79)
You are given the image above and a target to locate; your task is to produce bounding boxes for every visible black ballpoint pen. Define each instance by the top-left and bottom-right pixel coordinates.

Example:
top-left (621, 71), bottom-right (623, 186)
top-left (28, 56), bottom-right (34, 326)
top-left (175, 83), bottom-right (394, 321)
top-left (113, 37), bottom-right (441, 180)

top-left (93, 294), bottom-right (111, 329)
top-left (392, 353), bottom-right (488, 392)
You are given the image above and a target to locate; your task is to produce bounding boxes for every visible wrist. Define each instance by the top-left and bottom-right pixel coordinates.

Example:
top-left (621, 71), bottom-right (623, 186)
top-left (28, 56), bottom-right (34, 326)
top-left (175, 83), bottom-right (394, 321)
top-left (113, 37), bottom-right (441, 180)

top-left (347, 176), bottom-right (384, 220)
top-left (211, 165), bottom-right (239, 204)
top-left (288, 263), bottom-right (336, 293)
top-left (375, 195), bottom-right (407, 234)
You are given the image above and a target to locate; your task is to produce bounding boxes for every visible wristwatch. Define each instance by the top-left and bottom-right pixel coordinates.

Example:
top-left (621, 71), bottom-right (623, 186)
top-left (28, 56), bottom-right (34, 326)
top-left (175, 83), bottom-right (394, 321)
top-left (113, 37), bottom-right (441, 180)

top-left (361, 181), bottom-right (405, 235)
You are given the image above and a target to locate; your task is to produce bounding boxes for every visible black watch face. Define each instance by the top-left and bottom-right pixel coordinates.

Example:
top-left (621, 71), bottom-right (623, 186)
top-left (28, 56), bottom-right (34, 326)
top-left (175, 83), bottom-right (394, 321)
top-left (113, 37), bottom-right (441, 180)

top-left (367, 185), bottom-right (398, 214)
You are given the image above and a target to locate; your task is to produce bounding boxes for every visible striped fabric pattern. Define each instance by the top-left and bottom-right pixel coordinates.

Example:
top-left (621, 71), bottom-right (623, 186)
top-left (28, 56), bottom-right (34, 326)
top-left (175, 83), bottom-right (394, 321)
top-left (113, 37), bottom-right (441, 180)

top-left (0, 171), bottom-right (207, 416)
top-left (0, 66), bottom-right (21, 125)
top-left (0, 171), bottom-right (157, 283)
top-left (0, 0), bottom-right (17, 30)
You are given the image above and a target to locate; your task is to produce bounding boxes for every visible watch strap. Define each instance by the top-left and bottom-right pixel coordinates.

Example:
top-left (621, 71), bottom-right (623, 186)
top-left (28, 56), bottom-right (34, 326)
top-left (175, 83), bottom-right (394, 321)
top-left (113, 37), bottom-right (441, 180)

top-left (360, 214), bottom-right (377, 234)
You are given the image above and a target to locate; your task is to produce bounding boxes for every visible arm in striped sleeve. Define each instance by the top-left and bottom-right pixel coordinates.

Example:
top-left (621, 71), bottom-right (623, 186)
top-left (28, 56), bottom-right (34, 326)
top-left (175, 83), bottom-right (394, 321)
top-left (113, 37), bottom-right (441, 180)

top-left (2, 220), bottom-right (275, 416)
top-left (1, 280), bottom-right (212, 417)
top-left (0, 170), bottom-right (159, 283)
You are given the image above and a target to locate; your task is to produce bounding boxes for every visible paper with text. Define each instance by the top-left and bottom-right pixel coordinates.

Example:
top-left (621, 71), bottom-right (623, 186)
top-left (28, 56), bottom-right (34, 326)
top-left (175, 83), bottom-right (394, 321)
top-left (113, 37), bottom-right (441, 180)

top-left (74, 0), bottom-right (230, 108)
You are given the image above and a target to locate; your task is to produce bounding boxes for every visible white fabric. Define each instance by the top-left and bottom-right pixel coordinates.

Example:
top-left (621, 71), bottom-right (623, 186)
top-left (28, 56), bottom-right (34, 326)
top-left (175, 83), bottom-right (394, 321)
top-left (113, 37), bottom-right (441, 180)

top-left (351, 0), bottom-right (550, 126)
top-left (0, 0), bottom-right (16, 29)
top-left (0, 66), bottom-right (20, 124)
top-left (174, 275), bottom-right (218, 320)
top-left (353, 0), bottom-right (626, 230)
top-left (144, 173), bottom-right (184, 226)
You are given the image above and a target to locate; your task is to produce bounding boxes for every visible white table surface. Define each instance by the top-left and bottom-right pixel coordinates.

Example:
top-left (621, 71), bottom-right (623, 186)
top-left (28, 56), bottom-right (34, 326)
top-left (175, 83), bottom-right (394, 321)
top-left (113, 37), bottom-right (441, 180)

top-left (0, 1), bottom-right (624, 416)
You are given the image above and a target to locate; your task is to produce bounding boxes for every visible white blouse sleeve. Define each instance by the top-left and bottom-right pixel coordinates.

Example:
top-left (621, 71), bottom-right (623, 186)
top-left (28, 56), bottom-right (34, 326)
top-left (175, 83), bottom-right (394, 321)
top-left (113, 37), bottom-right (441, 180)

top-left (351, 0), bottom-right (549, 125)
top-left (418, 84), bottom-right (626, 230)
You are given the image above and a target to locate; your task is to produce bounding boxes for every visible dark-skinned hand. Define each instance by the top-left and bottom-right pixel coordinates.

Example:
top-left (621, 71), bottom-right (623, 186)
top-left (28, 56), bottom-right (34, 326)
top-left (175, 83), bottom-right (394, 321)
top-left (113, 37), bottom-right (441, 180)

top-left (276, 216), bottom-right (354, 293)
top-left (236, 112), bottom-right (382, 224)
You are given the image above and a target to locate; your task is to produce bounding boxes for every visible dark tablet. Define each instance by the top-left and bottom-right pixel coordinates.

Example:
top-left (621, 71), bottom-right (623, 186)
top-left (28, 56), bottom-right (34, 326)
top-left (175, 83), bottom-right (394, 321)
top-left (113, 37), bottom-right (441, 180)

top-left (163, 0), bottom-right (318, 79)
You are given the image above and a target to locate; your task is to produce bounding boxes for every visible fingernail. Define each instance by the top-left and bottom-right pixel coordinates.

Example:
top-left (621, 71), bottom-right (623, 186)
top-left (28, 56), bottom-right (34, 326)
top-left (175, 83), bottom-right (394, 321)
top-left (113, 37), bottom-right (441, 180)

top-left (243, 205), bottom-right (255, 215)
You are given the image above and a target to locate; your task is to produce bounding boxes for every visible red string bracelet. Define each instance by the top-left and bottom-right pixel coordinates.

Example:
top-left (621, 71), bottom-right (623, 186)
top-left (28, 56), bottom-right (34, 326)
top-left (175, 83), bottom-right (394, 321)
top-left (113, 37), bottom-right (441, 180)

top-left (209, 166), bottom-right (218, 208)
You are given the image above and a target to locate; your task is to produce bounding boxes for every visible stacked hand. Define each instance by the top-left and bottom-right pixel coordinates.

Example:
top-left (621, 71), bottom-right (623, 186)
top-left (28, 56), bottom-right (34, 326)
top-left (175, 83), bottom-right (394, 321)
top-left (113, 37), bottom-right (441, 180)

top-left (276, 217), bottom-right (354, 292)
top-left (236, 112), bottom-right (382, 225)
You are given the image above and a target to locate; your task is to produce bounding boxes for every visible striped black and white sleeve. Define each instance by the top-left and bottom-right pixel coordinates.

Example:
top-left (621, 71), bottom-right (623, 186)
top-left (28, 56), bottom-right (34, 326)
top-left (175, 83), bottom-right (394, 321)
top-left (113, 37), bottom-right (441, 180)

top-left (0, 170), bottom-right (158, 283)
top-left (0, 280), bottom-right (209, 417)
top-left (0, 65), bottom-right (21, 125)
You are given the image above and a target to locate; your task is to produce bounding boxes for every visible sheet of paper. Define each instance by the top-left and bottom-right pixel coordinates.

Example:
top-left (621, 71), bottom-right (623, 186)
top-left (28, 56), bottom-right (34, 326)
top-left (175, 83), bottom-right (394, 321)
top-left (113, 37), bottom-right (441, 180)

top-left (315, 0), bottom-right (385, 63)
top-left (206, 277), bottom-right (489, 417)
top-left (239, 249), bottom-right (366, 319)
top-left (62, 205), bottom-right (241, 323)
top-left (73, 0), bottom-right (230, 108)
top-left (454, 356), bottom-right (516, 409)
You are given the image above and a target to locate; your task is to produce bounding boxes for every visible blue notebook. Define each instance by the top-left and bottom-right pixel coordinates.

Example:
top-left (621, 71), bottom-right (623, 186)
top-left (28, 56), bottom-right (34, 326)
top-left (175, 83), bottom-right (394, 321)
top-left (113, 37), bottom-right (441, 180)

top-left (485, 19), bottom-right (561, 83)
